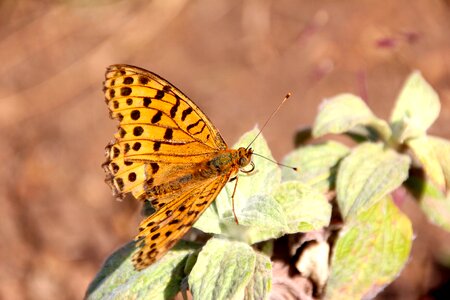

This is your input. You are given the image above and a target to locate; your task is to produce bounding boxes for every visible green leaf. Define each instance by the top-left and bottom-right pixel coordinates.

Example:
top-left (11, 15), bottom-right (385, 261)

top-left (313, 94), bottom-right (391, 141)
top-left (407, 136), bottom-right (446, 190)
top-left (86, 241), bottom-right (199, 300)
top-left (390, 71), bottom-right (440, 143)
top-left (428, 136), bottom-right (450, 190)
top-left (236, 194), bottom-right (287, 244)
top-left (405, 176), bottom-right (450, 232)
top-left (282, 141), bottom-right (350, 192)
top-left (336, 143), bottom-right (410, 219)
top-left (244, 252), bottom-right (272, 300)
top-left (273, 181), bottom-right (331, 233)
top-left (325, 197), bottom-right (413, 300)
top-left (423, 192), bottom-right (450, 233)
top-left (189, 237), bottom-right (256, 300)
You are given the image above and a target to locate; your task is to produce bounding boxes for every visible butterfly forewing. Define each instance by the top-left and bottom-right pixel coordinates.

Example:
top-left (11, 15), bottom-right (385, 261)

top-left (104, 64), bottom-right (226, 149)
top-left (103, 65), bottom-right (228, 199)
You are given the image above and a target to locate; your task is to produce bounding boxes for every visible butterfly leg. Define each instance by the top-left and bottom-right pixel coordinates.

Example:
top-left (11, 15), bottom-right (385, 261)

top-left (231, 176), bottom-right (239, 224)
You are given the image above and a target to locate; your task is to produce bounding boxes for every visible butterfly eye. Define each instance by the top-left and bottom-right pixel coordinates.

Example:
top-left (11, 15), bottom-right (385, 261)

top-left (239, 157), bottom-right (248, 166)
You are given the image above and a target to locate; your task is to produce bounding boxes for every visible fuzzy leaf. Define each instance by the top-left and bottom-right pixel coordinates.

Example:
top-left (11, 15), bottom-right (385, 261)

top-left (282, 141), bottom-right (350, 192)
top-left (407, 136), bottom-right (446, 190)
top-left (86, 241), bottom-right (199, 300)
top-left (428, 136), bottom-right (450, 191)
top-left (336, 143), bottom-right (410, 219)
top-left (273, 181), bottom-right (331, 233)
top-left (390, 71), bottom-right (440, 143)
top-left (325, 197), bottom-right (413, 300)
top-left (189, 238), bottom-right (256, 300)
top-left (236, 194), bottom-right (287, 244)
top-left (405, 176), bottom-right (450, 232)
top-left (244, 252), bottom-right (272, 300)
top-left (313, 94), bottom-right (391, 141)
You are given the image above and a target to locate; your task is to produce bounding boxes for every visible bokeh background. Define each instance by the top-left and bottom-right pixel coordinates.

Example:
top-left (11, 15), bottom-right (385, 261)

top-left (1, 0), bottom-right (449, 299)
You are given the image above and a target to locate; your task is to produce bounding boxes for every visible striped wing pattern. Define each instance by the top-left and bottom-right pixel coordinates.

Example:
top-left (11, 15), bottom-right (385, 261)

top-left (103, 64), bottom-right (227, 200)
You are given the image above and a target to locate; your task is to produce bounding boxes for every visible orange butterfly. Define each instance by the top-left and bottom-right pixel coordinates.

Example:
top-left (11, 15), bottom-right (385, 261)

top-left (102, 65), bottom-right (254, 270)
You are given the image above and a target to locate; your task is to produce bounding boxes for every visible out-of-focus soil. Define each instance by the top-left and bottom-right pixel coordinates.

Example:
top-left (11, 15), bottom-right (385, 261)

top-left (0, 1), bottom-right (449, 299)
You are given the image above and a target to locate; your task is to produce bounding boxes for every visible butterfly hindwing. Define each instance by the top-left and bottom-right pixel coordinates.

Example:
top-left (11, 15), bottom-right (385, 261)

top-left (132, 174), bottom-right (229, 270)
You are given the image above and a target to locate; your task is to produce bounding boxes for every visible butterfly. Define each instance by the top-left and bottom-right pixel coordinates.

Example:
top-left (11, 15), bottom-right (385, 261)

top-left (102, 64), bottom-right (254, 270)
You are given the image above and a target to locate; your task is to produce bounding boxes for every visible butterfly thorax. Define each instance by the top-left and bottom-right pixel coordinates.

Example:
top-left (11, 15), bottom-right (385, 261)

top-left (207, 147), bottom-right (253, 175)
top-left (145, 147), bottom-right (253, 200)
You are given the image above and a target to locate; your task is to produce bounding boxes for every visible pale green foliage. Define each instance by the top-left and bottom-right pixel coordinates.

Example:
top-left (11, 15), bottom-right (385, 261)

top-left (313, 93), bottom-right (391, 141)
top-left (86, 241), bottom-right (200, 300)
top-left (312, 70), bottom-right (449, 299)
top-left (336, 143), bottom-right (410, 219)
top-left (325, 197), bottom-right (413, 300)
top-left (189, 238), bottom-right (256, 300)
top-left (282, 141), bottom-right (350, 192)
top-left (390, 71), bottom-right (440, 142)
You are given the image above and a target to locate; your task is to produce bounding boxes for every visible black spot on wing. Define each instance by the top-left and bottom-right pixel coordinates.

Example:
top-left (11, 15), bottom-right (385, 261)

top-left (131, 110), bottom-right (140, 120)
top-left (155, 90), bottom-right (164, 99)
top-left (133, 126), bottom-right (144, 136)
top-left (121, 87), bottom-right (132, 96)
top-left (123, 77), bottom-right (134, 84)
top-left (124, 143), bottom-right (130, 153)
top-left (128, 172), bottom-right (136, 182)
top-left (192, 123), bottom-right (206, 135)
top-left (150, 162), bottom-right (159, 174)
top-left (187, 119), bottom-right (202, 131)
top-left (143, 97), bottom-right (152, 107)
top-left (170, 97), bottom-right (180, 118)
top-left (164, 128), bottom-right (173, 140)
top-left (139, 76), bottom-right (149, 85)
top-left (181, 107), bottom-right (193, 121)
top-left (151, 111), bottom-right (162, 124)
top-left (132, 142), bottom-right (141, 151)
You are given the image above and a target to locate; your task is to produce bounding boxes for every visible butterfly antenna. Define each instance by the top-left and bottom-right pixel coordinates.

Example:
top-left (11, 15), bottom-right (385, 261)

top-left (246, 93), bottom-right (292, 150)
top-left (252, 152), bottom-right (298, 172)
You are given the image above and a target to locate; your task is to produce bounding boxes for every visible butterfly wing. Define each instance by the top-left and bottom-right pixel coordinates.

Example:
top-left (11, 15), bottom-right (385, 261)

top-left (103, 64), bottom-right (227, 200)
top-left (133, 174), bottom-right (230, 270)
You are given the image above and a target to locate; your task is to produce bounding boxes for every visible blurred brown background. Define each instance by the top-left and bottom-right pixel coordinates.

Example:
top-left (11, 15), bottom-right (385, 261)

top-left (1, 0), bottom-right (449, 299)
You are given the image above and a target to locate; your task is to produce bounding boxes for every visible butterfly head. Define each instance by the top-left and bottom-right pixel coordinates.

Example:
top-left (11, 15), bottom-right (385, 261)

top-left (237, 147), bottom-right (254, 173)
